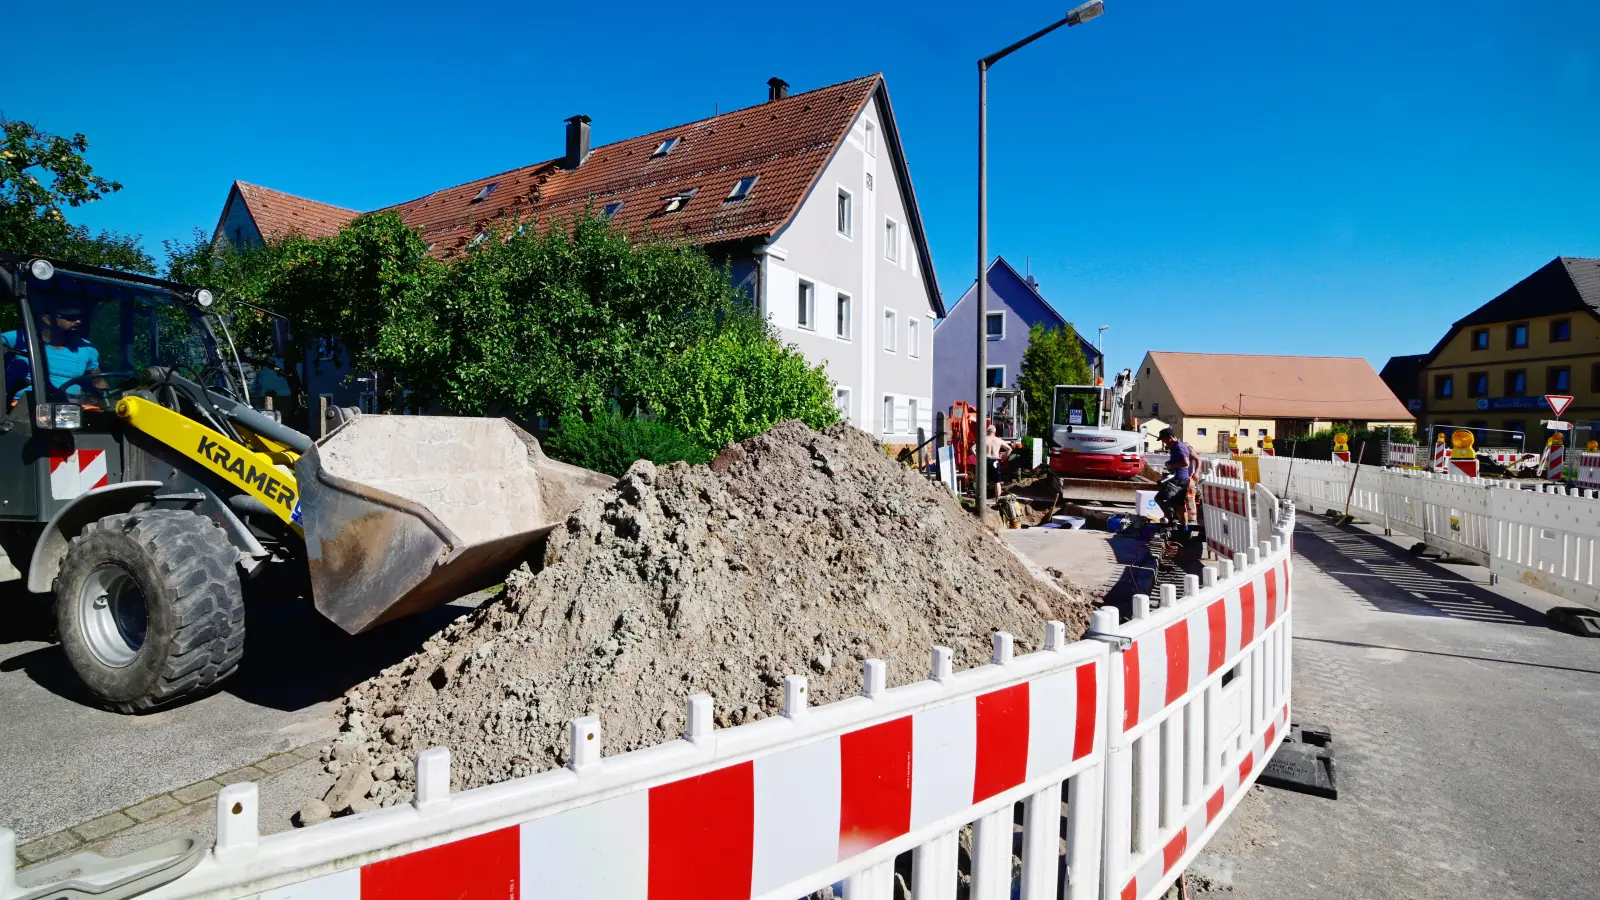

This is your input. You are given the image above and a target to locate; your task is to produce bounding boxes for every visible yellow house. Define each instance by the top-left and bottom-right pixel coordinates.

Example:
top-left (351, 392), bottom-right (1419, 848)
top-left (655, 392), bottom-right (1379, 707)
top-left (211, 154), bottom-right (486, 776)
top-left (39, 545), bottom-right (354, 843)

top-left (1129, 351), bottom-right (1413, 454)
top-left (1404, 257), bottom-right (1600, 450)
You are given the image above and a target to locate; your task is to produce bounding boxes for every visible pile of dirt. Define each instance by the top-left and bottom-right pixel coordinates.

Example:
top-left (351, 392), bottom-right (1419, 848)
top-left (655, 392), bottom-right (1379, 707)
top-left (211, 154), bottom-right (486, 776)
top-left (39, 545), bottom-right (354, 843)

top-left (305, 421), bottom-right (1092, 819)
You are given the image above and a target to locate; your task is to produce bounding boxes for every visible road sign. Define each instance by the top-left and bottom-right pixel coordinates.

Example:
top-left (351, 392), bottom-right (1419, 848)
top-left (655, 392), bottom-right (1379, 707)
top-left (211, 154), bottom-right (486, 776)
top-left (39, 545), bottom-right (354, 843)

top-left (1544, 419), bottom-right (1573, 431)
top-left (1546, 394), bottom-right (1574, 417)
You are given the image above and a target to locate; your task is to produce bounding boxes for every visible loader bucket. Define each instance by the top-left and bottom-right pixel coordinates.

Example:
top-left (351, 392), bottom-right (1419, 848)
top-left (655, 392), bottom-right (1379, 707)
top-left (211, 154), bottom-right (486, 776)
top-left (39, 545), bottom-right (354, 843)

top-left (293, 416), bottom-right (615, 634)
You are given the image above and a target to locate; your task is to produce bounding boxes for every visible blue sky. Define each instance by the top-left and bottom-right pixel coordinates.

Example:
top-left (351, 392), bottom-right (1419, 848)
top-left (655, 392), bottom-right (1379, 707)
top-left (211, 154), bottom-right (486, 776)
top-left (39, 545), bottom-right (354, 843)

top-left (8, 0), bottom-right (1598, 377)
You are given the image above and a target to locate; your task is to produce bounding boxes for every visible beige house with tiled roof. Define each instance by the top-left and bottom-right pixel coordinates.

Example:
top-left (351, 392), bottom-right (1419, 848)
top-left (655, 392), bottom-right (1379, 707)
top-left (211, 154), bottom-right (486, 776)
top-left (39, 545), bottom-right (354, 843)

top-left (213, 75), bottom-right (942, 441)
top-left (1129, 351), bottom-right (1413, 453)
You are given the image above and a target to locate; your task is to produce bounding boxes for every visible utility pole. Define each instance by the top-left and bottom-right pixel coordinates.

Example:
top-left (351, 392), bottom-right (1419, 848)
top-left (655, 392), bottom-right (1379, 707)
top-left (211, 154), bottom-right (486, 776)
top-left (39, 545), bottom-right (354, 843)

top-left (974, 0), bottom-right (1106, 521)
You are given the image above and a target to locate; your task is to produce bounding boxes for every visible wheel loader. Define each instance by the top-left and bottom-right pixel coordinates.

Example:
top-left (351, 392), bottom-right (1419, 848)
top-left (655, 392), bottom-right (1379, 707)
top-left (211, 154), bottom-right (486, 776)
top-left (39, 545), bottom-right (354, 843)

top-left (0, 253), bottom-right (614, 712)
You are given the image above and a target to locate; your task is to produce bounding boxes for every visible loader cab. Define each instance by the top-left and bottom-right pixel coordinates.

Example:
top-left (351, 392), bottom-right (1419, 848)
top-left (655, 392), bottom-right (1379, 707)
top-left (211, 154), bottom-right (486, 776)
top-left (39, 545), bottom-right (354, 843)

top-left (1, 254), bottom-right (229, 524)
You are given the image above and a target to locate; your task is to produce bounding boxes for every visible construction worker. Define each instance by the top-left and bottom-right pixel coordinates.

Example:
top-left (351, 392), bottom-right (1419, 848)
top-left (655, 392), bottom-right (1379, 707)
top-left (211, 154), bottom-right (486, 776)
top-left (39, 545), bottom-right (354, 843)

top-left (973, 423), bottom-right (1012, 499)
top-left (1155, 427), bottom-right (1198, 524)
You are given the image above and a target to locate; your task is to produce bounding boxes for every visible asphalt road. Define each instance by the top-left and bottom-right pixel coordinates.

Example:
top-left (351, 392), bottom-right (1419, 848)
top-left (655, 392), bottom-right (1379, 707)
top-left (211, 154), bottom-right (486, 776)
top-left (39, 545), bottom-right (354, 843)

top-left (0, 574), bottom-right (485, 843)
top-left (1193, 517), bottom-right (1600, 900)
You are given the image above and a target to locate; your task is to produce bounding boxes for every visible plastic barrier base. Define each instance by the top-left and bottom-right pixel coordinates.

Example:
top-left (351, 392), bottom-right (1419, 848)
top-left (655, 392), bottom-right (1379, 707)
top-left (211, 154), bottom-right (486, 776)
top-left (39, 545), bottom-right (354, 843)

top-left (1257, 724), bottom-right (1337, 799)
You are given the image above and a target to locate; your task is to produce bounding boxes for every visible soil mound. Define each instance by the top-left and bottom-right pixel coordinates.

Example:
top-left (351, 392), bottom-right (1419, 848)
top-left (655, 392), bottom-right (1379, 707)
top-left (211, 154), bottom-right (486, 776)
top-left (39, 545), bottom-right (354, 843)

top-left (313, 421), bottom-right (1091, 814)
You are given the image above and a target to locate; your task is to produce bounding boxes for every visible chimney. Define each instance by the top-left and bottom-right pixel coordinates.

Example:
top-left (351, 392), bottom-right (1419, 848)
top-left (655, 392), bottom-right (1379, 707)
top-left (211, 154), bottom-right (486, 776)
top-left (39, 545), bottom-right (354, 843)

top-left (563, 115), bottom-right (591, 169)
top-left (1026, 275), bottom-right (1039, 291)
top-left (767, 77), bottom-right (789, 102)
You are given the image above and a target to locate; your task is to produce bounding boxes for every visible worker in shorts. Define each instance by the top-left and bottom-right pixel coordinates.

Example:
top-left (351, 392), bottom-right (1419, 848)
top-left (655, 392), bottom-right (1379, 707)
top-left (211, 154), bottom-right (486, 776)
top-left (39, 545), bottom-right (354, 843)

top-left (976, 423), bottom-right (1011, 499)
top-left (1155, 427), bottom-right (1198, 524)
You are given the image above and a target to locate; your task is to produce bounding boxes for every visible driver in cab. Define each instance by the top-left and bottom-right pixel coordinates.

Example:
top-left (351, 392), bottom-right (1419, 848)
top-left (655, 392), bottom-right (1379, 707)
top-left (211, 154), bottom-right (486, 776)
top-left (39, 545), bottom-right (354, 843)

top-left (2, 303), bottom-right (108, 402)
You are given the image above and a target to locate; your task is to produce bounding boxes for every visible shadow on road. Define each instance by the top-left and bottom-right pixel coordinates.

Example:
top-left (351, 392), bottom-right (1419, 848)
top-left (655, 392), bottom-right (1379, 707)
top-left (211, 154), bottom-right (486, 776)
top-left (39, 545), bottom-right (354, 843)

top-left (1293, 519), bottom-right (1553, 628)
top-left (0, 567), bottom-right (488, 714)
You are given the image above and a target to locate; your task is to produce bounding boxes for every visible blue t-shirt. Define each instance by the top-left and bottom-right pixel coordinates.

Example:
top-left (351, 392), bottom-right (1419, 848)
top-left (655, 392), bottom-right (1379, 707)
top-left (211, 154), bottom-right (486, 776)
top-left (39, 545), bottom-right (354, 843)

top-left (1, 330), bottom-right (100, 396)
top-left (1167, 439), bottom-right (1194, 480)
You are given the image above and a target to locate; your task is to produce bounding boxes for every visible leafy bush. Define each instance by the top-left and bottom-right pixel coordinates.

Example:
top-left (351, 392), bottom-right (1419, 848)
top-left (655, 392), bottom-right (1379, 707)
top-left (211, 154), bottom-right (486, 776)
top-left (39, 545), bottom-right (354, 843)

top-left (646, 317), bottom-right (839, 452)
top-left (544, 411), bottom-right (711, 478)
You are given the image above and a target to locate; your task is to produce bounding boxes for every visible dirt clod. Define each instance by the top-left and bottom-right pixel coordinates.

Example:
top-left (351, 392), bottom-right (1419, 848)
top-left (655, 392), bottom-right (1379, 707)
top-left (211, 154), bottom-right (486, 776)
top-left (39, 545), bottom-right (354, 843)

top-left (319, 422), bottom-right (1092, 799)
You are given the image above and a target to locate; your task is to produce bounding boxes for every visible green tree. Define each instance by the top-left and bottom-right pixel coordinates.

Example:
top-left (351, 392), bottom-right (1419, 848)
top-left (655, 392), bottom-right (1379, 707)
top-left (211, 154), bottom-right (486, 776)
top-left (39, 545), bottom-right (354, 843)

top-left (646, 315), bottom-right (839, 451)
top-left (1016, 322), bottom-right (1093, 438)
top-left (0, 118), bottom-right (154, 273)
top-left (380, 209), bottom-right (762, 420)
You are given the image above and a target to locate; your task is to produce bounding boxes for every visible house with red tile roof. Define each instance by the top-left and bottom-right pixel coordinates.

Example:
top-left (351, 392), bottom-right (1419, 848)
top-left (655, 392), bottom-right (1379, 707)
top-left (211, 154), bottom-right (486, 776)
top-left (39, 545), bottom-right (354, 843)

top-left (214, 75), bottom-right (943, 440)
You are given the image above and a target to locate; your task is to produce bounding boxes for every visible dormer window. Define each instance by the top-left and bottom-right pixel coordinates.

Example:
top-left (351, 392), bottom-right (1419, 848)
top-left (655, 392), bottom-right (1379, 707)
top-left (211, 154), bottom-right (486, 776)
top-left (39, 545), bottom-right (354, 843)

top-left (725, 175), bottom-right (759, 202)
top-left (469, 231), bottom-right (488, 247)
top-left (662, 188), bottom-right (697, 213)
top-left (603, 201), bottom-right (625, 218)
top-left (652, 137), bottom-right (680, 158)
top-left (471, 182), bottom-right (499, 203)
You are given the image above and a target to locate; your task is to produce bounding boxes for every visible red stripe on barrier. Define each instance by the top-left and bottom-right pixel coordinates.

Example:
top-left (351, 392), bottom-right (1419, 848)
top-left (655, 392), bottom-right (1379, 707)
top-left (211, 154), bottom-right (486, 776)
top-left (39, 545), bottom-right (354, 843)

top-left (649, 763), bottom-right (755, 900)
top-left (1164, 619), bottom-right (1189, 705)
top-left (973, 683), bottom-right (1030, 802)
top-left (1121, 880), bottom-right (1138, 900)
top-left (1122, 642), bottom-right (1141, 732)
top-left (1072, 662), bottom-right (1098, 760)
top-left (1238, 582), bottom-right (1256, 647)
top-left (361, 824), bottom-right (519, 900)
top-left (838, 717), bottom-right (913, 858)
top-left (1206, 600), bottom-right (1227, 674)
top-left (1264, 722), bottom-right (1277, 749)
top-left (1163, 828), bottom-right (1188, 874)
top-left (1205, 786), bottom-right (1225, 825)
top-left (1264, 567), bottom-right (1278, 629)
top-left (48, 451), bottom-right (70, 473)
top-left (1237, 752), bottom-right (1254, 786)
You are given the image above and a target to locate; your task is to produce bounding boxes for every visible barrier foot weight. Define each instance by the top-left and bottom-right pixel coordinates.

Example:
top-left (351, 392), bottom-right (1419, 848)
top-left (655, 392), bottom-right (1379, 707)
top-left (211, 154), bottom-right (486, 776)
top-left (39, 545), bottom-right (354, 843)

top-left (1257, 724), bottom-right (1337, 800)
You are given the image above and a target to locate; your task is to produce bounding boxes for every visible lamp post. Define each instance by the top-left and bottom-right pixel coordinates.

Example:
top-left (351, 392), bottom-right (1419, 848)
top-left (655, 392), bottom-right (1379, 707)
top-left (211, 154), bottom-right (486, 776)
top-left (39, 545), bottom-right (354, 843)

top-left (1097, 324), bottom-right (1110, 380)
top-left (975, 0), bottom-right (1106, 521)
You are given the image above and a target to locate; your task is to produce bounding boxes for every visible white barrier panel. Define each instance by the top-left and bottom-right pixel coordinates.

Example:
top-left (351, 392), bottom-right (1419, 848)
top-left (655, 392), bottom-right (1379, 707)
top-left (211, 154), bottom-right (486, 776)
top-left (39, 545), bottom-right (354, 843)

top-left (1260, 457), bottom-right (1600, 605)
top-left (1199, 476), bottom-right (1254, 560)
top-left (1099, 502), bottom-right (1296, 900)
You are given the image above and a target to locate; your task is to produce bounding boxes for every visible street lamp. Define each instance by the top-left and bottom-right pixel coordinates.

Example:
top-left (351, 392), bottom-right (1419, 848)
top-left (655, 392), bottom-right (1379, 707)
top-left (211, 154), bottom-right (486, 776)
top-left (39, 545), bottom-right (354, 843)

top-left (1097, 324), bottom-right (1110, 379)
top-left (975, 0), bottom-right (1106, 521)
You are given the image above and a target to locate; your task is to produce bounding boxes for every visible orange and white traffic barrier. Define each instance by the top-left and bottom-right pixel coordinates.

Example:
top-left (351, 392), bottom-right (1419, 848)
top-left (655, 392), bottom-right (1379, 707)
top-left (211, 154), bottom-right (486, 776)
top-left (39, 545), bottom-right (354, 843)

top-left (1544, 434), bottom-right (1566, 481)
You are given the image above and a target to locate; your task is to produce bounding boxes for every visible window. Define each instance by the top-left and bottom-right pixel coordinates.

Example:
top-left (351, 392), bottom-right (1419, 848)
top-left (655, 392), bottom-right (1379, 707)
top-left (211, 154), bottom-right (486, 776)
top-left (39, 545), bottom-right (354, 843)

top-left (1471, 329), bottom-right (1489, 351)
top-left (725, 175), bottom-right (759, 202)
top-left (883, 396), bottom-right (896, 434)
top-left (602, 201), bottom-right (625, 218)
top-left (1508, 323), bottom-right (1529, 349)
top-left (469, 231), bottom-right (488, 247)
top-left (1504, 420), bottom-right (1525, 441)
top-left (797, 280), bottom-right (815, 330)
top-left (1152, 402), bottom-right (1159, 416)
top-left (1434, 374), bottom-right (1454, 399)
top-left (1504, 369), bottom-right (1526, 396)
top-left (1551, 318), bottom-right (1572, 342)
top-left (471, 182), bottom-right (498, 203)
top-left (662, 188), bottom-right (697, 213)
top-left (1467, 420), bottom-right (1489, 444)
top-left (985, 311), bottom-right (1005, 341)
top-left (1592, 362), bottom-right (1600, 392)
top-left (908, 319), bottom-right (920, 358)
top-left (864, 120), bottom-right (876, 155)
top-left (837, 189), bottom-right (853, 237)
top-left (835, 388), bottom-right (852, 422)
top-left (1467, 371), bottom-right (1489, 398)
top-left (651, 137), bottom-right (680, 158)
top-left (1548, 365), bottom-right (1571, 392)
top-left (986, 366), bottom-right (1005, 390)
top-left (1197, 427), bottom-right (1208, 437)
top-left (836, 293), bottom-right (852, 339)
top-left (1258, 428), bottom-right (1269, 437)
top-left (884, 219), bottom-right (899, 261)
top-left (883, 310), bottom-right (897, 351)
top-left (908, 399), bottom-right (919, 434)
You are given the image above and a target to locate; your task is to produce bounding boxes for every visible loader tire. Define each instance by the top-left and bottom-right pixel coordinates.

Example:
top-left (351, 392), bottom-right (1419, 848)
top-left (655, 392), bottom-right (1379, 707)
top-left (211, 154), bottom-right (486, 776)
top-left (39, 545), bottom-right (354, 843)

top-left (54, 509), bottom-right (245, 714)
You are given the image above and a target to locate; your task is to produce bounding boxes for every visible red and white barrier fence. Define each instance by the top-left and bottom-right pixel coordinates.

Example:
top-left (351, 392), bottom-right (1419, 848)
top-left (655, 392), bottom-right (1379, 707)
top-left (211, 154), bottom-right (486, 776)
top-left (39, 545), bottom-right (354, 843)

top-left (1578, 452), bottom-right (1600, 491)
top-left (1199, 475), bottom-right (1254, 560)
top-left (2, 505), bottom-right (1299, 900)
top-left (1386, 443), bottom-right (1418, 468)
top-left (1096, 510), bottom-right (1294, 900)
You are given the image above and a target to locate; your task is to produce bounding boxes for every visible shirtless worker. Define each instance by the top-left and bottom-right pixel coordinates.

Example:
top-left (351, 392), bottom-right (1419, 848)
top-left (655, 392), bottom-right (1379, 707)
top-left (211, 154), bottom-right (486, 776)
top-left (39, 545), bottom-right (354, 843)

top-left (973, 423), bottom-right (1012, 499)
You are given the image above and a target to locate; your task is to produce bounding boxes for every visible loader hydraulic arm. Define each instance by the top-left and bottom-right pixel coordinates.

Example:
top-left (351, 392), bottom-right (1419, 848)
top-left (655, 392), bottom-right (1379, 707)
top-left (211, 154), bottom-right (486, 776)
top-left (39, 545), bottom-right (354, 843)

top-left (116, 396), bottom-right (303, 533)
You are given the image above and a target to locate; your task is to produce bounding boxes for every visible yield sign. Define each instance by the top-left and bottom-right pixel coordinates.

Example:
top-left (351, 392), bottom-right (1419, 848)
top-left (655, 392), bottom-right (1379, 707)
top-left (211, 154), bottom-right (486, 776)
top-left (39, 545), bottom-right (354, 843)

top-left (1546, 394), bottom-right (1574, 417)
